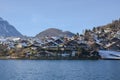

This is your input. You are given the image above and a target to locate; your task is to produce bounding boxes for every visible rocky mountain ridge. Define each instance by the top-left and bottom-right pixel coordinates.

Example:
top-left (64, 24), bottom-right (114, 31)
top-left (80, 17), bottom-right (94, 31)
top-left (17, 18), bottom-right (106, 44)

top-left (0, 17), bottom-right (22, 37)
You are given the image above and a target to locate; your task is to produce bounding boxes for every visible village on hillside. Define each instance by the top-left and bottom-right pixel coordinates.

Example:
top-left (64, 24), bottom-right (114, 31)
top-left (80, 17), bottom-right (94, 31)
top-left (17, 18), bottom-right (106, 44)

top-left (0, 28), bottom-right (119, 59)
top-left (0, 19), bottom-right (120, 60)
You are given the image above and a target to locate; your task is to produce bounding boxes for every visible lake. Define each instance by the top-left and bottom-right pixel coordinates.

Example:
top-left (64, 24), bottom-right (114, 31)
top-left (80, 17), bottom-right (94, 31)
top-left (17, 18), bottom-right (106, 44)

top-left (0, 60), bottom-right (120, 80)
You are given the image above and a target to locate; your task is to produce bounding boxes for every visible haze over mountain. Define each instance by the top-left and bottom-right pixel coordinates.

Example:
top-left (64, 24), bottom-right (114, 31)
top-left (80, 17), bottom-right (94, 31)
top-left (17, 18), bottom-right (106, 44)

top-left (36, 28), bottom-right (75, 38)
top-left (0, 17), bottom-right (22, 37)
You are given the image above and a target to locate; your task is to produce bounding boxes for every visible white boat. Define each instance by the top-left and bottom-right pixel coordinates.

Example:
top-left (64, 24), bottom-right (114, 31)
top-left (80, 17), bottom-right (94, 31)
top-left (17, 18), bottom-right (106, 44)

top-left (99, 50), bottom-right (120, 60)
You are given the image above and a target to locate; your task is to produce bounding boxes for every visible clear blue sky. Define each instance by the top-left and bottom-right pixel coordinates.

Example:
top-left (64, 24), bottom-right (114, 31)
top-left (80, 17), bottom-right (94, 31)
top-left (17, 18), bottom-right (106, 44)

top-left (0, 0), bottom-right (120, 36)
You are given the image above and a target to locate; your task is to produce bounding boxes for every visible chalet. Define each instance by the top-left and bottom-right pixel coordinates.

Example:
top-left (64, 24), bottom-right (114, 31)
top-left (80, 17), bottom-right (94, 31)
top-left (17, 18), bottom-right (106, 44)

top-left (43, 41), bottom-right (58, 47)
top-left (110, 38), bottom-right (119, 42)
top-left (7, 42), bottom-right (15, 49)
top-left (71, 51), bottom-right (76, 56)
top-left (104, 28), bottom-right (111, 33)
top-left (29, 44), bottom-right (38, 50)
top-left (89, 43), bottom-right (101, 51)
top-left (16, 42), bottom-right (28, 48)
top-left (87, 39), bottom-right (96, 45)
top-left (107, 41), bottom-right (120, 51)
top-left (65, 40), bottom-right (78, 47)
top-left (54, 38), bottom-right (63, 44)
top-left (78, 43), bottom-right (89, 49)
top-left (37, 51), bottom-right (51, 57)
top-left (115, 30), bottom-right (120, 39)
top-left (61, 53), bottom-right (70, 57)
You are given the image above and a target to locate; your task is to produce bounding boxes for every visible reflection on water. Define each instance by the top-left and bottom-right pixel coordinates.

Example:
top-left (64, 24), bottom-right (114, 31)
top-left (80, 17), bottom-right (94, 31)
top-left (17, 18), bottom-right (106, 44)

top-left (0, 60), bottom-right (120, 80)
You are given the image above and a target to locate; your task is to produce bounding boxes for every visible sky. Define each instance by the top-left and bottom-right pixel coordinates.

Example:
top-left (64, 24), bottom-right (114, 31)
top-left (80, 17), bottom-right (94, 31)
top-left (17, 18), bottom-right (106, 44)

top-left (0, 0), bottom-right (120, 36)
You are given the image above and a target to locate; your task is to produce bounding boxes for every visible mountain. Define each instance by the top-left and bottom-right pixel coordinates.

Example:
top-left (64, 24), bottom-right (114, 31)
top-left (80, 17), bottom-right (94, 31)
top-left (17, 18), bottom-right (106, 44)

top-left (36, 28), bottom-right (75, 38)
top-left (0, 17), bottom-right (22, 37)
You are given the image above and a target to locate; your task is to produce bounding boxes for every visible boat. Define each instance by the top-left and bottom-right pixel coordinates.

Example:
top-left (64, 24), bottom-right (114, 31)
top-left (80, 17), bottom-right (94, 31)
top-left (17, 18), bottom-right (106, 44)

top-left (99, 50), bottom-right (120, 60)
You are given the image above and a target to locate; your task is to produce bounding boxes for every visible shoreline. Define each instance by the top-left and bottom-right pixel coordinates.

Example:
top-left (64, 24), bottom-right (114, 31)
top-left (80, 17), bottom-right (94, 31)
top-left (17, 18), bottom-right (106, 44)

top-left (0, 56), bottom-right (101, 60)
top-left (0, 57), bottom-right (115, 60)
top-left (0, 57), bottom-right (120, 60)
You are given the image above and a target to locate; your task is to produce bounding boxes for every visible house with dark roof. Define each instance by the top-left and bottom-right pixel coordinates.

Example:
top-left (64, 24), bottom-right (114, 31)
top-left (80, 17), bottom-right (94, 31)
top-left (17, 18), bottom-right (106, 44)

top-left (107, 41), bottom-right (120, 51)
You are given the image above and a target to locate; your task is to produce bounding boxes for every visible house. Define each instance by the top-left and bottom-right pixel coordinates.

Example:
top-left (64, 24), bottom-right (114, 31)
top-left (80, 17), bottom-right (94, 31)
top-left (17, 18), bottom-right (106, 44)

top-left (107, 41), bottom-right (120, 51)
top-left (65, 40), bottom-right (78, 47)
top-left (44, 41), bottom-right (58, 47)
top-left (61, 53), bottom-right (70, 57)
top-left (78, 43), bottom-right (89, 49)
top-left (114, 30), bottom-right (120, 39)
top-left (54, 38), bottom-right (63, 44)
top-left (37, 51), bottom-right (51, 57)
top-left (16, 43), bottom-right (28, 48)
top-left (89, 43), bottom-right (101, 50)
top-left (87, 39), bottom-right (96, 45)
top-left (104, 28), bottom-right (111, 33)
top-left (110, 38), bottom-right (119, 42)
top-left (71, 51), bottom-right (76, 56)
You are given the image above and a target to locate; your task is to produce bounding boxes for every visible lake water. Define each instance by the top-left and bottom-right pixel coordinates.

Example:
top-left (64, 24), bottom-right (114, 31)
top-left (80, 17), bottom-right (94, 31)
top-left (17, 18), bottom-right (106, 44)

top-left (0, 60), bottom-right (120, 80)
